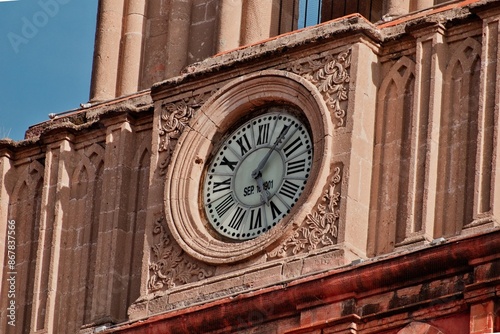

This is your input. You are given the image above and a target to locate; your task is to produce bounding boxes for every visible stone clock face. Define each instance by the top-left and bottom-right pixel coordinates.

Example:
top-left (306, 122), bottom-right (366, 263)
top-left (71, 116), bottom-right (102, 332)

top-left (203, 111), bottom-right (313, 241)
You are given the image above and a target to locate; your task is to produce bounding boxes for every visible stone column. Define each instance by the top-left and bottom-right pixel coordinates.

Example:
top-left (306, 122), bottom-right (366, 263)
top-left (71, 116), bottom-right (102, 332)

top-left (411, 0), bottom-right (434, 12)
top-left (117, 0), bottom-right (146, 96)
top-left (29, 142), bottom-right (55, 332)
top-left (0, 150), bottom-right (13, 308)
top-left (165, 0), bottom-right (193, 78)
top-left (90, 0), bottom-right (125, 102)
top-left (384, 0), bottom-right (410, 17)
top-left (217, 0), bottom-right (243, 53)
top-left (241, 0), bottom-right (279, 45)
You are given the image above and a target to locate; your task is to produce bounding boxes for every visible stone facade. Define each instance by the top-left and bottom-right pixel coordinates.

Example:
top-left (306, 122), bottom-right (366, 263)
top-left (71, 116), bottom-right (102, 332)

top-left (1, 0), bottom-right (500, 333)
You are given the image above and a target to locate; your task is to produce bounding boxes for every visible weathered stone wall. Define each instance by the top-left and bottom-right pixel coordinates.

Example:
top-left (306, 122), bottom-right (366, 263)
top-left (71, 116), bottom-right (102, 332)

top-left (0, 94), bottom-right (154, 333)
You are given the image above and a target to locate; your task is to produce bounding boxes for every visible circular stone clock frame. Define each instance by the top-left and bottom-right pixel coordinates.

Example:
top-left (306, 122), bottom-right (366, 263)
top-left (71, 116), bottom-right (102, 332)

top-left (164, 70), bottom-right (334, 264)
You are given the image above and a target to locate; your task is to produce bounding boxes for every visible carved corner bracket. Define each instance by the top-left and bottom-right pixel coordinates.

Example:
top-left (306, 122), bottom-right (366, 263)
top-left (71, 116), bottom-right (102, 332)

top-left (148, 216), bottom-right (214, 292)
top-left (288, 49), bottom-right (351, 127)
top-left (269, 165), bottom-right (343, 259)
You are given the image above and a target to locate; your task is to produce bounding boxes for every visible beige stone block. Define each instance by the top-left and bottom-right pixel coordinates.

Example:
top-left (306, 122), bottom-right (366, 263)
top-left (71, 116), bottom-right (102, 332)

top-left (301, 249), bottom-right (347, 276)
top-left (200, 275), bottom-right (245, 296)
top-left (243, 265), bottom-right (283, 289)
top-left (168, 286), bottom-right (203, 305)
top-left (282, 259), bottom-right (304, 280)
top-left (147, 295), bottom-right (170, 316)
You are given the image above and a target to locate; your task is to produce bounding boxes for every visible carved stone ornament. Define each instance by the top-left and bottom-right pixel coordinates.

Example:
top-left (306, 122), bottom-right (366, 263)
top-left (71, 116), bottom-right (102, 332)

top-left (164, 70), bottom-right (335, 264)
top-left (148, 216), bottom-right (214, 292)
top-left (158, 90), bottom-right (217, 153)
top-left (158, 101), bottom-right (195, 152)
top-left (288, 49), bottom-right (351, 127)
top-left (269, 166), bottom-right (342, 258)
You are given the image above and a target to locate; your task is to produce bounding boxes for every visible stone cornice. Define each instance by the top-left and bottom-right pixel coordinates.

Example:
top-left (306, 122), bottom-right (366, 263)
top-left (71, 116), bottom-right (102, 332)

top-left (106, 229), bottom-right (500, 333)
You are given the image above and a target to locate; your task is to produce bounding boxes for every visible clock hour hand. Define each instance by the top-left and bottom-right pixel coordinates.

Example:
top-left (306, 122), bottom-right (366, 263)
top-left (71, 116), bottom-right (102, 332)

top-left (255, 173), bottom-right (270, 205)
top-left (251, 124), bottom-right (290, 179)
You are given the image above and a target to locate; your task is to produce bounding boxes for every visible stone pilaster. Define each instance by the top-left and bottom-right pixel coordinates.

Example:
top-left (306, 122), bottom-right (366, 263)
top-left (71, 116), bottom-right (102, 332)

top-left (44, 137), bottom-right (74, 333)
top-left (410, 24), bottom-right (446, 241)
top-left (91, 117), bottom-right (135, 324)
top-left (342, 42), bottom-right (379, 258)
top-left (473, 7), bottom-right (500, 228)
top-left (217, 0), bottom-right (242, 53)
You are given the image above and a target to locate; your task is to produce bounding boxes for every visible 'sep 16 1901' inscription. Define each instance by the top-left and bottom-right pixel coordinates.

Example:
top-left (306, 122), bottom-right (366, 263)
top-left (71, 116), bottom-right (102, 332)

top-left (243, 180), bottom-right (274, 197)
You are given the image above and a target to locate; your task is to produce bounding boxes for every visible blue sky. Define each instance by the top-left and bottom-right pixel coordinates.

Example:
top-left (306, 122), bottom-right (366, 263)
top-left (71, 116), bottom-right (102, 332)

top-left (0, 0), bottom-right (98, 140)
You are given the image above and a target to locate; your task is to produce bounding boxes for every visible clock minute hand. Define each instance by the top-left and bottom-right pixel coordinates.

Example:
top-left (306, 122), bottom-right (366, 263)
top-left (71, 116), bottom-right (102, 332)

top-left (251, 124), bottom-right (290, 179)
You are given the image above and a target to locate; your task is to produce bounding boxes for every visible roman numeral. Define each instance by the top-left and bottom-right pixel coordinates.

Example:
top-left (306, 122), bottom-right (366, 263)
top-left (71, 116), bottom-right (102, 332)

top-left (215, 194), bottom-right (235, 217)
top-left (220, 156), bottom-right (238, 171)
top-left (228, 207), bottom-right (246, 230)
top-left (283, 137), bottom-right (303, 158)
top-left (256, 123), bottom-right (270, 145)
top-left (249, 208), bottom-right (263, 230)
top-left (286, 159), bottom-right (306, 175)
top-left (236, 133), bottom-right (252, 156)
top-left (213, 178), bottom-right (231, 193)
top-left (270, 200), bottom-right (282, 220)
top-left (279, 180), bottom-right (301, 199)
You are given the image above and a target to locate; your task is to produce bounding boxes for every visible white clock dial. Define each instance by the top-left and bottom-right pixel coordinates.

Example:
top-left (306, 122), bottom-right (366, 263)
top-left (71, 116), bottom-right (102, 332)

top-left (203, 111), bottom-right (313, 241)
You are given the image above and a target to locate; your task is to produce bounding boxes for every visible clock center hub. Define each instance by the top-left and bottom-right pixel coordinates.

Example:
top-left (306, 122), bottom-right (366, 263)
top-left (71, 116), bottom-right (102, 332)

top-left (234, 148), bottom-right (285, 207)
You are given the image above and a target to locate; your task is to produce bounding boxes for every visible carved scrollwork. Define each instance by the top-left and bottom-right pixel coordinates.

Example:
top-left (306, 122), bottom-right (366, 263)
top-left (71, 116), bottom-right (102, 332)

top-left (269, 166), bottom-right (342, 258)
top-left (148, 216), bottom-right (214, 292)
top-left (289, 49), bottom-right (351, 127)
top-left (158, 101), bottom-right (195, 152)
top-left (158, 89), bottom-right (217, 153)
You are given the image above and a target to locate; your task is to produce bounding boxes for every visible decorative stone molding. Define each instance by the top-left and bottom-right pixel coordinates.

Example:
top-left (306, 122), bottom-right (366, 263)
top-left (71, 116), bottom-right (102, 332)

top-left (157, 90), bottom-right (217, 175)
top-left (164, 70), bottom-right (333, 264)
top-left (158, 101), bottom-right (195, 152)
top-left (288, 49), bottom-right (351, 127)
top-left (269, 165), bottom-right (342, 258)
top-left (158, 90), bottom-right (217, 153)
top-left (148, 216), bottom-right (214, 292)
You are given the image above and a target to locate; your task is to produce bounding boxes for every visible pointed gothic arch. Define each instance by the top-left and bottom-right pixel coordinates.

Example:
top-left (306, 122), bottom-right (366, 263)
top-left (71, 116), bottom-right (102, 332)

top-left (370, 56), bottom-right (416, 255)
top-left (435, 37), bottom-right (482, 237)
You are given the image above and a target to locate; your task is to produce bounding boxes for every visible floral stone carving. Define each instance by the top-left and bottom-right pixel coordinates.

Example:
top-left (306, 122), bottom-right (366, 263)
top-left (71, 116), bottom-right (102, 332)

top-left (269, 166), bottom-right (342, 258)
top-left (148, 216), bottom-right (214, 292)
top-left (158, 89), bottom-right (217, 152)
top-left (288, 49), bottom-right (351, 127)
top-left (158, 101), bottom-right (195, 152)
